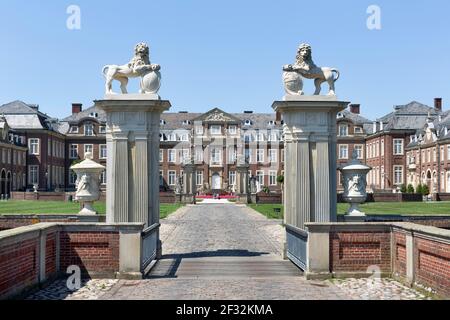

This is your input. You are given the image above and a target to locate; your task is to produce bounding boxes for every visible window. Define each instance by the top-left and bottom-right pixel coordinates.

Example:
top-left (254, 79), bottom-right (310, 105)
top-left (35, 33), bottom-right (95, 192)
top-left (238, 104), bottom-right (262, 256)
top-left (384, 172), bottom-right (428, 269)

top-left (160, 119), bottom-right (166, 125)
top-left (196, 171), bottom-right (203, 186)
top-left (28, 138), bottom-right (40, 155)
top-left (381, 139), bottom-right (385, 156)
top-left (168, 133), bottom-right (177, 141)
top-left (354, 126), bottom-right (363, 134)
top-left (159, 171), bottom-right (164, 186)
top-left (269, 149), bottom-right (277, 163)
top-left (182, 120), bottom-right (191, 125)
top-left (84, 144), bottom-right (93, 155)
top-left (354, 145), bottom-right (363, 159)
top-left (447, 145), bottom-right (450, 161)
top-left (182, 149), bottom-right (190, 162)
top-left (210, 125), bottom-right (221, 135)
top-left (211, 148), bottom-right (221, 164)
top-left (99, 126), bottom-right (106, 134)
top-left (257, 149), bottom-right (264, 163)
top-left (393, 166), bottom-right (404, 185)
top-left (48, 138), bottom-right (51, 156)
top-left (159, 150), bottom-right (163, 162)
top-left (168, 171), bottom-right (176, 186)
top-left (69, 170), bottom-right (77, 185)
top-left (168, 150), bottom-right (176, 163)
top-left (69, 144), bottom-right (78, 159)
top-left (228, 149), bottom-right (236, 163)
top-left (7, 149), bottom-right (11, 164)
top-left (195, 148), bottom-right (204, 162)
top-left (28, 165), bottom-right (39, 185)
top-left (84, 123), bottom-right (94, 136)
top-left (268, 131), bottom-right (278, 142)
top-left (100, 145), bottom-right (107, 159)
top-left (339, 144), bottom-right (348, 159)
top-left (69, 126), bottom-right (79, 133)
top-left (100, 170), bottom-right (107, 185)
top-left (256, 133), bottom-right (265, 142)
top-left (245, 148), bottom-right (252, 163)
top-left (196, 126), bottom-right (204, 135)
top-left (393, 139), bottom-right (404, 155)
top-left (229, 171), bottom-right (236, 186)
top-left (180, 134), bottom-right (189, 142)
top-left (244, 120), bottom-right (252, 126)
top-left (256, 171), bottom-right (264, 186)
top-left (268, 120), bottom-right (275, 126)
top-left (339, 124), bottom-right (348, 136)
top-left (228, 125), bottom-right (237, 134)
top-left (269, 171), bottom-right (277, 186)
top-left (244, 133), bottom-right (252, 143)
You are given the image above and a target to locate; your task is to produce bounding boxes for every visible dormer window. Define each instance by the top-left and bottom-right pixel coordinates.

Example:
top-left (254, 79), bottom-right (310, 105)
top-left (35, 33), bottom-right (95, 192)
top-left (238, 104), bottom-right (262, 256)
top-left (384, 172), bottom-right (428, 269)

top-left (339, 124), bottom-right (348, 136)
top-left (182, 120), bottom-right (191, 125)
top-left (84, 123), bottom-right (94, 136)
top-left (89, 112), bottom-right (98, 118)
top-left (244, 120), bottom-right (252, 126)
top-left (337, 112), bottom-right (344, 119)
top-left (168, 133), bottom-right (177, 141)
top-left (160, 119), bottom-right (166, 125)
top-left (69, 126), bottom-right (79, 133)
top-left (354, 126), bottom-right (363, 134)
top-left (228, 125), bottom-right (237, 134)
top-left (99, 126), bottom-right (106, 134)
top-left (268, 120), bottom-right (275, 126)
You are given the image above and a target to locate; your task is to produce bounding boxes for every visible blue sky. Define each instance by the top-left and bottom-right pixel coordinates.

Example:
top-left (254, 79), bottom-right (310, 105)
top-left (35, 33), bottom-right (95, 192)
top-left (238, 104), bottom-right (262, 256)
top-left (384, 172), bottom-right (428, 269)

top-left (1, 0), bottom-right (449, 120)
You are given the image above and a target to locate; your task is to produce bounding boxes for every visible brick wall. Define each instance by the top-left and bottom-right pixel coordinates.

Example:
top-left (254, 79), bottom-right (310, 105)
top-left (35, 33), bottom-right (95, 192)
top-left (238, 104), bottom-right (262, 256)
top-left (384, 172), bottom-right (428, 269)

top-left (0, 222), bottom-right (145, 299)
top-left (0, 215), bottom-right (104, 231)
top-left (330, 231), bottom-right (391, 273)
top-left (59, 231), bottom-right (119, 276)
top-left (307, 222), bottom-right (450, 298)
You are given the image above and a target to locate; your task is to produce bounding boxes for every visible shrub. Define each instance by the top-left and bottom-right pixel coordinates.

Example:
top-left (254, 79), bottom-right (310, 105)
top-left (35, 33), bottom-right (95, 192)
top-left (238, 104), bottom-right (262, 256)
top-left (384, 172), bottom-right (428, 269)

top-left (416, 184), bottom-right (423, 195)
top-left (407, 184), bottom-right (415, 194)
top-left (262, 186), bottom-right (270, 194)
top-left (400, 184), bottom-right (407, 193)
top-left (421, 184), bottom-right (430, 195)
top-left (276, 175), bottom-right (284, 184)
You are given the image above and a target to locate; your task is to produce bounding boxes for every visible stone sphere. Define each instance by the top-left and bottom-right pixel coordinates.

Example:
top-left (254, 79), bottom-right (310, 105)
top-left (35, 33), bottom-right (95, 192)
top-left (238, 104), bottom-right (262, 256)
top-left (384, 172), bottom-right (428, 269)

top-left (141, 70), bottom-right (161, 94)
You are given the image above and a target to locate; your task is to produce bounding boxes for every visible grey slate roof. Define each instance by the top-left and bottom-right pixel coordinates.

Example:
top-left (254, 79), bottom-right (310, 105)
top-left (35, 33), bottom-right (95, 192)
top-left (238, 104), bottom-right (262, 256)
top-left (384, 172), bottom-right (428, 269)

top-left (0, 100), bottom-right (57, 130)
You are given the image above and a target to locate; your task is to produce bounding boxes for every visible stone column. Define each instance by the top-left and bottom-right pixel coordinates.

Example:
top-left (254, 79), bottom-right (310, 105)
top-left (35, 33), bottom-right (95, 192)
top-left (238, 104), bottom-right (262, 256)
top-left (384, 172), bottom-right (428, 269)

top-left (272, 96), bottom-right (348, 229)
top-left (236, 162), bottom-right (249, 204)
top-left (95, 96), bottom-right (171, 229)
top-left (182, 162), bottom-right (196, 204)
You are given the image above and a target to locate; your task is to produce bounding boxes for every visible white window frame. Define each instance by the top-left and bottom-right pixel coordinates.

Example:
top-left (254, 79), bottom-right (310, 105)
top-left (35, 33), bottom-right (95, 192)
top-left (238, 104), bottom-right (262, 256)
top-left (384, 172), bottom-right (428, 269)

top-left (229, 171), bottom-right (236, 186)
top-left (269, 149), bottom-right (277, 163)
top-left (84, 144), bottom-right (93, 155)
top-left (28, 138), bottom-right (40, 155)
top-left (99, 126), bottom-right (106, 134)
top-left (211, 148), bottom-right (222, 164)
top-left (257, 149), bottom-right (265, 163)
top-left (256, 170), bottom-right (264, 186)
top-left (210, 125), bottom-right (221, 135)
top-left (28, 165), bottom-right (39, 185)
top-left (69, 170), bottom-right (77, 185)
top-left (228, 125), bottom-right (237, 135)
top-left (354, 126), bottom-right (363, 134)
top-left (354, 144), bottom-right (364, 160)
top-left (393, 165), bottom-right (404, 185)
top-left (99, 144), bottom-right (107, 159)
top-left (168, 149), bottom-right (176, 163)
top-left (393, 139), bottom-right (404, 155)
top-left (159, 150), bottom-right (164, 163)
top-left (168, 170), bottom-right (177, 186)
top-left (338, 124), bottom-right (348, 137)
top-left (196, 171), bottom-right (203, 186)
top-left (100, 170), bottom-right (107, 185)
top-left (269, 171), bottom-right (277, 186)
top-left (69, 144), bottom-right (78, 159)
top-left (69, 126), bottom-right (79, 134)
top-left (84, 123), bottom-right (94, 136)
top-left (339, 144), bottom-right (349, 160)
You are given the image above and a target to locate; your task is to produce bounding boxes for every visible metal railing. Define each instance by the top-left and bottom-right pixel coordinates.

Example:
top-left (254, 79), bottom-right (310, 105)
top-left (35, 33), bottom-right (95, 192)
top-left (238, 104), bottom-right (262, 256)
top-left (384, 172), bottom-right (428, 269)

top-left (141, 223), bottom-right (160, 271)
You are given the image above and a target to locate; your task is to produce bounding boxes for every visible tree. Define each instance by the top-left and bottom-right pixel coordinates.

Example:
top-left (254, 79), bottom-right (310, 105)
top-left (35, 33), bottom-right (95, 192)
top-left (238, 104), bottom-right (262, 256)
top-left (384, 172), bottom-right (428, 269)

top-left (416, 184), bottom-right (422, 195)
top-left (407, 184), bottom-right (415, 194)
top-left (421, 184), bottom-right (430, 196)
top-left (400, 184), bottom-right (407, 193)
top-left (276, 175), bottom-right (284, 184)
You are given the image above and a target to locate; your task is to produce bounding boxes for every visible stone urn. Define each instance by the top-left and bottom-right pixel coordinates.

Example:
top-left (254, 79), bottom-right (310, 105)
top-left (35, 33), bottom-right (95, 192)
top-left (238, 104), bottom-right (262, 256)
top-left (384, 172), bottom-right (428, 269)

top-left (339, 150), bottom-right (371, 216)
top-left (70, 152), bottom-right (105, 215)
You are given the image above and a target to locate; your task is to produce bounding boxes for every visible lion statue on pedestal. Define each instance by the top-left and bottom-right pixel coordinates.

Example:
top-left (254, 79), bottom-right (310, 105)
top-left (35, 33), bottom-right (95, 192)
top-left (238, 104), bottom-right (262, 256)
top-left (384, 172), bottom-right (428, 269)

top-left (102, 42), bottom-right (161, 95)
top-left (283, 43), bottom-right (340, 96)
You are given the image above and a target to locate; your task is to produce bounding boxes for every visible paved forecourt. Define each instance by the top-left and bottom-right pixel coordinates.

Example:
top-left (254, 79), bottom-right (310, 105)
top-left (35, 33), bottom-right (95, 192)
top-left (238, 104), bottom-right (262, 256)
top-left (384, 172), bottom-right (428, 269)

top-left (102, 203), bottom-right (350, 300)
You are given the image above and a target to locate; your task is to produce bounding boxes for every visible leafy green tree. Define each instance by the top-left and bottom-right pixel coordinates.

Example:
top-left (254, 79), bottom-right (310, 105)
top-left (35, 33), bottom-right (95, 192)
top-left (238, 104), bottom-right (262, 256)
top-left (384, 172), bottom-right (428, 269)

top-left (400, 184), bottom-right (407, 193)
top-left (276, 175), bottom-right (284, 185)
top-left (407, 184), bottom-right (415, 194)
top-left (421, 184), bottom-right (430, 195)
top-left (416, 184), bottom-right (423, 195)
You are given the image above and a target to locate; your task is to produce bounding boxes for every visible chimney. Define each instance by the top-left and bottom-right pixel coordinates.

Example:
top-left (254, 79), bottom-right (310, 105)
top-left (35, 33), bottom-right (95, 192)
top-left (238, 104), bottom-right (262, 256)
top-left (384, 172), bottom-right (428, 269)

top-left (349, 104), bottom-right (360, 114)
top-left (276, 111), bottom-right (282, 122)
top-left (434, 98), bottom-right (442, 111)
top-left (373, 121), bottom-right (377, 133)
top-left (72, 103), bottom-right (82, 114)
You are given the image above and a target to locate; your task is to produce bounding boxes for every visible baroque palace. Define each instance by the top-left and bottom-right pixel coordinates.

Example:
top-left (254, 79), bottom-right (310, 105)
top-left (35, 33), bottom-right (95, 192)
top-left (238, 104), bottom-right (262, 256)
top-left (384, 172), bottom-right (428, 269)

top-left (0, 98), bottom-right (449, 197)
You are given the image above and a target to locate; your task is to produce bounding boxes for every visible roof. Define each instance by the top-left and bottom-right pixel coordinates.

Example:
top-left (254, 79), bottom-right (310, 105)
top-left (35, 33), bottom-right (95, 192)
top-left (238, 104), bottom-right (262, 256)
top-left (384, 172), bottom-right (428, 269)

top-left (62, 105), bottom-right (106, 123)
top-left (0, 100), bottom-right (57, 131)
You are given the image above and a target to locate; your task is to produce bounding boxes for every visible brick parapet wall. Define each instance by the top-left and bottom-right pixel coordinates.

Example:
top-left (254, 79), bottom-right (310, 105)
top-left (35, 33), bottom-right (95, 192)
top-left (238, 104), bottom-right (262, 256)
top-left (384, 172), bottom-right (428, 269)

top-left (306, 222), bottom-right (450, 298)
top-left (0, 222), bottom-right (145, 300)
top-left (0, 215), bottom-right (105, 231)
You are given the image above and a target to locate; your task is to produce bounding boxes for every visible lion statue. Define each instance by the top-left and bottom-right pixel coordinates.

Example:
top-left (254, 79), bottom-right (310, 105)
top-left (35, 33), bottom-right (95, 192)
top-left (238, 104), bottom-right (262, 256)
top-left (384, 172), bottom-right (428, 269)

top-left (283, 43), bottom-right (340, 96)
top-left (102, 42), bottom-right (161, 95)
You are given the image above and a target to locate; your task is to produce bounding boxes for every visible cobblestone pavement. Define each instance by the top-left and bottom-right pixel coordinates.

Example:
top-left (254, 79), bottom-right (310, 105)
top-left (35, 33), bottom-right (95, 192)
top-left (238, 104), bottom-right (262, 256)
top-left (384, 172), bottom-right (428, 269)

top-left (26, 204), bottom-right (430, 300)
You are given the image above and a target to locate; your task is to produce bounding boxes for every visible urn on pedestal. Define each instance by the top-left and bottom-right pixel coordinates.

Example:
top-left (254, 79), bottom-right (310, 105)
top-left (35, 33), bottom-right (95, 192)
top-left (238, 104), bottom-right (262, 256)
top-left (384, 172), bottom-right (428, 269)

top-left (339, 150), bottom-right (372, 216)
top-left (70, 152), bottom-right (105, 215)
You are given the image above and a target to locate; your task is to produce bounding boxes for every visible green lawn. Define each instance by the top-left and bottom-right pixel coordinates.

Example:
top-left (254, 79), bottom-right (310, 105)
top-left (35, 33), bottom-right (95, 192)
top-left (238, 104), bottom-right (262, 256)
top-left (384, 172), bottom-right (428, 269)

top-left (0, 201), bottom-right (183, 219)
top-left (248, 201), bottom-right (450, 219)
top-left (248, 204), bottom-right (284, 219)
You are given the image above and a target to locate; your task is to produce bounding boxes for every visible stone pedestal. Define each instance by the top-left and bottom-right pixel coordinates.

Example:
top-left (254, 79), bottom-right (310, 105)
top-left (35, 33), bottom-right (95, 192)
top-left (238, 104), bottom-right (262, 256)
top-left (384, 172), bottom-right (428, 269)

top-left (182, 162), bottom-right (196, 204)
top-left (95, 96), bottom-right (171, 228)
top-left (272, 96), bottom-right (348, 229)
top-left (236, 163), bottom-right (250, 204)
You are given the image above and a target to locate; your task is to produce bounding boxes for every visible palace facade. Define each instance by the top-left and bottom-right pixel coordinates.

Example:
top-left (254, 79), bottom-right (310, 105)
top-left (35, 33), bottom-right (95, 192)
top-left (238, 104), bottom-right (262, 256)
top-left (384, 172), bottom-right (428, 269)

top-left (0, 98), bottom-right (448, 197)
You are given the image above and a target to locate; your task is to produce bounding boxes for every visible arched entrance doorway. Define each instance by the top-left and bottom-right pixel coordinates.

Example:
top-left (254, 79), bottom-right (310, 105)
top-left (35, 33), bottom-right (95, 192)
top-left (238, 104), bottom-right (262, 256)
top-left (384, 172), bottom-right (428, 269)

top-left (211, 173), bottom-right (221, 190)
